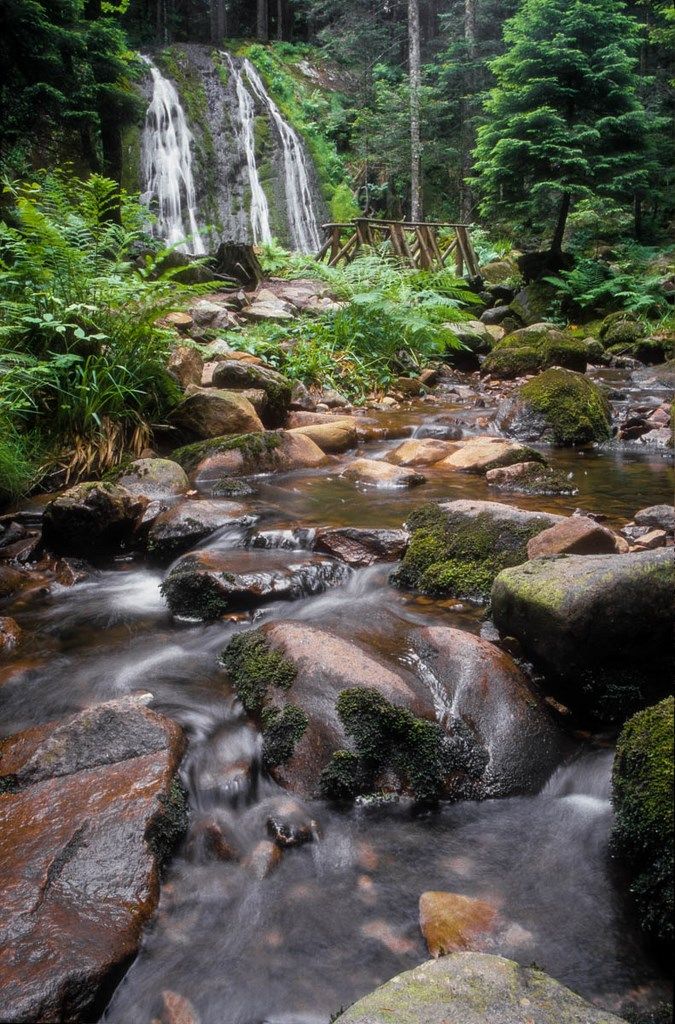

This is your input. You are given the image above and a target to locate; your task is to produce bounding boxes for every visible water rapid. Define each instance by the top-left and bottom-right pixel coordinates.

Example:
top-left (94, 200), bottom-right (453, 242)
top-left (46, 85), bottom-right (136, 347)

top-left (140, 56), bottom-right (205, 255)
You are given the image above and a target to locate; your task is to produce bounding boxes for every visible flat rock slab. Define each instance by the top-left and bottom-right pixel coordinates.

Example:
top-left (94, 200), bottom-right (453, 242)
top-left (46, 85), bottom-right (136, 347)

top-left (162, 549), bottom-right (351, 620)
top-left (527, 515), bottom-right (623, 558)
top-left (333, 951), bottom-right (628, 1023)
top-left (288, 418), bottom-right (358, 453)
top-left (385, 438), bottom-right (458, 467)
top-left (436, 437), bottom-right (542, 474)
top-left (342, 459), bottom-right (426, 488)
top-left (0, 696), bottom-right (185, 1024)
top-left (314, 527), bottom-right (409, 567)
top-left (147, 499), bottom-right (255, 561)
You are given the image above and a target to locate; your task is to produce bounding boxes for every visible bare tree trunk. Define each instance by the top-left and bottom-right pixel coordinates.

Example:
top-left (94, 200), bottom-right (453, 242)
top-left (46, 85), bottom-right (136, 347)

top-left (210, 0), bottom-right (226, 43)
top-left (276, 0), bottom-right (285, 40)
top-left (459, 0), bottom-right (477, 222)
top-left (257, 0), bottom-right (268, 41)
top-left (408, 0), bottom-right (422, 221)
top-left (551, 191), bottom-right (571, 253)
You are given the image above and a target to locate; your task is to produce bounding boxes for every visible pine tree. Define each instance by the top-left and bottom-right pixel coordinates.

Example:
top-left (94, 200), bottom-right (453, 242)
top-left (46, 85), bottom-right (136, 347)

top-left (473, 0), bottom-right (650, 251)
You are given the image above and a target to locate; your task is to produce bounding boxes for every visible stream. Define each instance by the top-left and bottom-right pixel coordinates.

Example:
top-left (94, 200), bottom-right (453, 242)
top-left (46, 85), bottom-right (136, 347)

top-left (1, 381), bottom-right (673, 1024)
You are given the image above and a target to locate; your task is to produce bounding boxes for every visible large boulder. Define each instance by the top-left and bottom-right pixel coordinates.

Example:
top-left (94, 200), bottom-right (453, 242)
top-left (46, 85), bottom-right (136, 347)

top-left (161, 549), bottom-right (350, 620)
top-left (393, 500), bottom-right (560, 602)
top-left (169, 389), bottom-right (264, 439)
top-left (495, 369), bottom-right (612, 446)
top-left (42, 482), bottom-right (146, 557)
top-left (332, 952), bottom-right (628, 1024)
top-left (491, 550), bottom-right (674, 721)
top-left (117, 458), bottom-right (190, 500)
top-left (220, 623), bottom-right (488, 802)
top-left (314, 528), bottom-right (409, 567)
top-left (173, 430), bottom-right (327, 484)
top-left (612, 697), bottom-right (673, 949)
top-left (526, 516), bottom-right (623, 557)
top-left (483, 326), bottom-right (588, 379)
top-left (385, 438), bottom-right (457, 467)
top-left (210, 361), bottom-right (293, 427)
top-left (410, 626), bottom-right (568, 794)
top-left (436, 437), bottom-right (545, 475)
top-left (0, 696), bottom-right (186, 1024)
top-left (146, 499), bottom-right (255, 562)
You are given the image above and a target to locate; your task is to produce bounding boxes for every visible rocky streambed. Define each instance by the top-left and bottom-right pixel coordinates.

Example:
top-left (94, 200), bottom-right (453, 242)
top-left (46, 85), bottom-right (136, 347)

top-left (0, 351), bottom-right (673, 1024)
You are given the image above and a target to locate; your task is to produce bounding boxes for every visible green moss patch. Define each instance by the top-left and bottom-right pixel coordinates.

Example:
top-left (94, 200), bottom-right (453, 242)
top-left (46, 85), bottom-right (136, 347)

top-left (172, 431), bottom-right (282, 475)
top-left (519, 368), bottom-right (612, 445)
top-left (392, 503), bottom-right (551, 602)
top-left (220, 629), bottom-right (297, 715)
top-left (484, 331), bottom-right (588, 378)
top-left (482, 346), bottom-right (541, 379)
top-left (261, 704), bottom-right (308, 770)
top-left (612, 697), bottom-right (674, 948)
top-left (145, 776), bottom-right (189, 874)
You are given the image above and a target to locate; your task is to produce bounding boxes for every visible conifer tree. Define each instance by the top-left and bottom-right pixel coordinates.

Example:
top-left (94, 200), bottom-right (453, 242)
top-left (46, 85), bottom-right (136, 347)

top-left (473, 0), bottom-right (650, 252)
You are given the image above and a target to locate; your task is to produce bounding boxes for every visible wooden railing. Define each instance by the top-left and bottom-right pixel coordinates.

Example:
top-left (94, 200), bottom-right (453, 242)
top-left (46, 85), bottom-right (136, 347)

top-left (317, 218), bottom-right (479, 277)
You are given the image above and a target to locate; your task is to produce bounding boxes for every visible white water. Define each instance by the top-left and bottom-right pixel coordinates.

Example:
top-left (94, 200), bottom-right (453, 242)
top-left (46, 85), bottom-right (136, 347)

top-left (223, 53), bottom-right (272, 245)
top-left (242, 58), bottom-right (322, 253)
top-left (140, 56), bottom-right (205, 255)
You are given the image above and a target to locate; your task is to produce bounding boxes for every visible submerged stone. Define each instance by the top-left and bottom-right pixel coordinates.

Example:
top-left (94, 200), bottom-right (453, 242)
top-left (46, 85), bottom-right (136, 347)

top-left (341, 459), bottom-right (426, 488)
top-left (419, 892), bottom-right (498, 957)
top-left (314, 527), bottom-right (409, 567)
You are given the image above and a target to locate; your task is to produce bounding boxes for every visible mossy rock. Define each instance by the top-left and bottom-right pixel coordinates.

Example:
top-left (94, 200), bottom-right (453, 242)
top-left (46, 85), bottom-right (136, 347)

top-left (599, 312), bottom-right (646, 345)
top-left (508, 281), bottom-right (556, 325)
top-left (221, 629), bottom-right (297, 715)
top-left (392, 499), bottom-right (559, 603)
top-left (485, 329), bottom-right (588, 377)
top-left (606, 336), bottom-right (673, 366)
top-left (481, 346), bottom-right (542, 379)
top-left (172, 431), bottom-right (282, 476)
top-left (512, 369), bottom-right (611, 446)
top-left (612, 697), bottom-right (674, 949)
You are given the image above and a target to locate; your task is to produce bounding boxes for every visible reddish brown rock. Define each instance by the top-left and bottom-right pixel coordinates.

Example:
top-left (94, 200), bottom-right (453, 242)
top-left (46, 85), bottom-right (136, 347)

top-left (157, 989), bottom-right (200, 1024)
top-left (245, 840), bottom-right (283, 879)
top-left (385, 438), bottom-right (457, 467)
top-left (419, 891), bottom-right (498, 957)
top-left (0, 566), bottom-right (30, 600)
top-left (314, 528), bottom-right (409, 567)
top-left (631, 529), bottom-right (668, 551)
top-left (168, 346), bottom-right (204, 389)
top-left (437, 437), bottom-right (541, 474)
top-left (527, 516), bottom-right (623, 558)
top-left (0, 696), bottom-right (186, 1024)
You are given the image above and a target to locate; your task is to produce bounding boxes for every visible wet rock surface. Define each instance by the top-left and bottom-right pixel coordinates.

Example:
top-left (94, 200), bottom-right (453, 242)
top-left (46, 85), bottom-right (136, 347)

top-left (42, 482), bottom-right (147, 557)
top-left (0, 696), bottom-right (186, 1024)
top-left (314, 527), bottom-right (409, 567)
top-left (147, 499), bottom-right (254, 561)
top-left (117, 458), bottom-right (190, 500)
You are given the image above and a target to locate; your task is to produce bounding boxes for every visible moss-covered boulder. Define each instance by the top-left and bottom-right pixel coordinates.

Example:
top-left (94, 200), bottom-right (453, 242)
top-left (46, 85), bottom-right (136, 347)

top-left (482, 326), bottom-right (588, 379)
top-left (599, 312), bottom-right (647, 346)
top-left (509, 281), bottom-right (557, 325)
top-left (495, 369), bottom-right (612, 446)
top-left (117, 458), bottom-right (190, 500)
top-left (392, 499), bottom-right (560, 602)
top-left (333, 952), bottom-right (629, 1024)
top-left (172, 429), bottom-right (327, 484)
top-left (485, 460), bottom-right (577, 496)
top-left (606, 336), bottom-right (673, 366)
top-left (491, 550), bottom-right (675, 722)
top-left (612, 697), bottom-right (673, 950)
top-left (211, 361), bottom-right (293, 427)
top-left (481, 345), bottom-right (542, 379)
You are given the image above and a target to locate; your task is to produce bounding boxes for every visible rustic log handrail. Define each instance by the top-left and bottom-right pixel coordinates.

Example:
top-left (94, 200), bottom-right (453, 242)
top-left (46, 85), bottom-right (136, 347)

top-left (317, 218), bottom-right (479, 277)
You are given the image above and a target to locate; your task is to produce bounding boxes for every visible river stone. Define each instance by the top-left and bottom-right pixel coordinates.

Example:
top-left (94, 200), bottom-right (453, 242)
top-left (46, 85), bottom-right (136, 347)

top-left (161, 549), bottom-right (350, 620)
top-left (385, 438), bottom-right (458, 467)
top-left (495, 369), bottom-right (611, 447)
top-left (117, 458), bottom-right (190, 500)
top-left (332, 951), bottom-right (629, 1024)
top-left (445, 320), bottom-right (494, 354)
top-left (225, 621), bottom-right (436, 798)
top-left (42, 482), bottom-right (147, 557)
top-left (419, 892), bottom-right (498, 957)
top-left (526, 516), bottom-right (623, 558)
top-left (210, 361), bottom-right (293, 427)
top-left (634, 504), bottom-right (675, 534)
top-left (0, 617), bottom-right (22, 653)
top-left (288, 418), bottom-right (358, 453)
top-left (410, 626), bottom-right (568, 794)
top-left (169, 388), bottom-right (264, 439)
top-left (314, 528), bottom-right (409, 567)
top-left (491, 549), bottom-right (675, 721)
top-left (485, 461), bottom-right (576, 496)
top-left (0, 695), bottom-right (186, 1024)
top-left (341, 459), bottom-right (426, 488)
top-left (173, 430), bottom-right (328, 484)
top-left (436, 437), bottom-right (545, 475)
top-left (167, 345), bottom-right (203, 389)
top-left (147, 499), bottom-right (255, 561)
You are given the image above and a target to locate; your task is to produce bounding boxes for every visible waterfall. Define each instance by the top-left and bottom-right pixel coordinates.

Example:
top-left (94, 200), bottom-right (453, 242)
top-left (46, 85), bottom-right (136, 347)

top-left (241, 58), bottom-right (322, 254)
top-left (140, 56), bottom-right (205, 255)
top-left (223, 54), bottom-right (272, 245)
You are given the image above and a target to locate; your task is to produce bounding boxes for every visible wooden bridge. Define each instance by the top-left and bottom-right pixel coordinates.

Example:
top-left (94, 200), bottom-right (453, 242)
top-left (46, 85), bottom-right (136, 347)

top-left (317, 218), bottom-right (480, 277)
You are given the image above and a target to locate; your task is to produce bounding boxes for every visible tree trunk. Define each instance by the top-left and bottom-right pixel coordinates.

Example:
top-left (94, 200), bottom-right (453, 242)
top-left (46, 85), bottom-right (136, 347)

top-left (408, 0), bottom-right (422, 221)
top-left (633, 192), bottom-right (643, 241)
top-left (551, 192), bottom-right (571, 253)
top-left (276, 0), bottom-right (285, 40)
top-left (459, 0), bottom-right (477, 222)
top-left (257, 0), bottom-right (269, 41)
top-left (210, 0), bottom-right (226, 43)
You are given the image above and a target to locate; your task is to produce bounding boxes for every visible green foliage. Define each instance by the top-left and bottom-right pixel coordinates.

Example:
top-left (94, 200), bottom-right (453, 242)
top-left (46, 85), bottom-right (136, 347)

top-left (0, 416), bottom-right (45, 506)
top-left (545, 247), bottom-right (673, 318)
top-left (220, 630), bottom-right (297, 715)
top-left (329, 182), bottom-right (360, 223)
top-left (473, 0), bottom-right (652, 244)
top-left (612, 697), bottom-right (674, 947)
top-left (0, 169), bottom-right (206, 486)
top-left (519, 368), bottom-right (612, 445)
top-left (231, 252), bottom-right (474, 400)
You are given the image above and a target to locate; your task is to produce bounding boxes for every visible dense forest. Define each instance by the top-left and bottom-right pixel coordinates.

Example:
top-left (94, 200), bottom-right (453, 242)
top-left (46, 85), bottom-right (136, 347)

top-left (0, 3), bottom-right (673, 1024)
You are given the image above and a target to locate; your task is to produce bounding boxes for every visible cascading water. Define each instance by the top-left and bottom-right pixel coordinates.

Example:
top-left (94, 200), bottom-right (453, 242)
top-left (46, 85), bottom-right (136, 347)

top-left (241, 58), bottom-right (322, 254)
top-left (223, 53), bottom-right (272, 245)
top-left (140, 56), bottom-right (205, 255)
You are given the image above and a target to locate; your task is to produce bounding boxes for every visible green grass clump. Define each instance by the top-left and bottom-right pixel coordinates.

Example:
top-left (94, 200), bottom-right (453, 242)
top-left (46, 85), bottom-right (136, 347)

top-left (612, 697), bottom-right (674, 948)
top-left (220, 630), bottom-right (297, 715)
top-left (519, 368), bottom-right (612, 445)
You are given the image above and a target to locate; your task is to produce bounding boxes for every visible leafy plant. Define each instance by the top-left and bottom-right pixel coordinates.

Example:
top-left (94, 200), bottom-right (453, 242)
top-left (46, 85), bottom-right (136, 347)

top-left (0, 169), bottom-right (208, 488)
top-left (545, 249), bottom-right (671, 317)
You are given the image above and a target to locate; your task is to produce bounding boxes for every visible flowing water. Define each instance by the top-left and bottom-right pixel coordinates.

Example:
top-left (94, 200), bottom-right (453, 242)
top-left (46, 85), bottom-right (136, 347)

top-left (224, 54), bottom-right (273, 246)
top-left (1, 389), bottom-right (672, 1023)
top-left (140, 57), bottom-right (205, 255)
